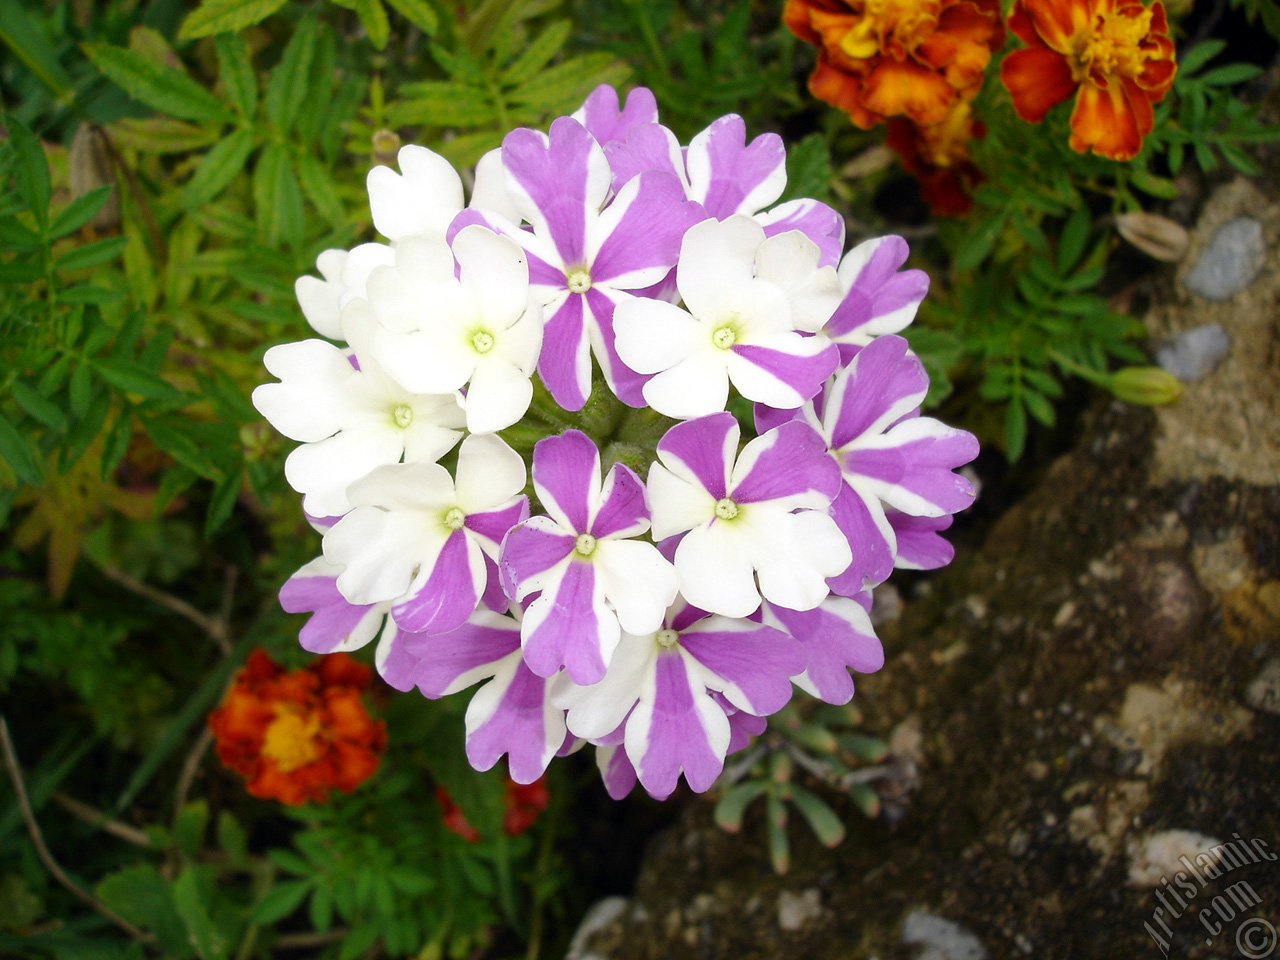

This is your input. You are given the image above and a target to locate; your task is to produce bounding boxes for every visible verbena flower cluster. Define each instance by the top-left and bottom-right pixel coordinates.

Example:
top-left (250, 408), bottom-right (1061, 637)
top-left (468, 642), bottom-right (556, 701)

top-left (253, 85), bottom-right (979, 800)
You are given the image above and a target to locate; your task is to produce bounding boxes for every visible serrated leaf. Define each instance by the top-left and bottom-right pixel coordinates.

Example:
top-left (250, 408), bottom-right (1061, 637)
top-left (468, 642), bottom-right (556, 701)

top-left (351, 0), bottom-right (390, 49)
top-left (250, 880), bottom-right (313, 925)
top-left (1177, 39), bottom-right (1225, 77)
top-left (0, 411), bottom-right (44, 484)
top-left (205, 464), bottom-right (242, 535)
top-left (253, 144), bottom-right (303, 247)
top-left (183, 128), bottom-right (256, 209)
top-left (172, 868), bottom-right (230, 960)
top-left (506, 53), bottom-right (628, 112)
top-left (1022, 388), bottom-right (1056, 427)
top-left (94, 358), bottom-right (183, 400)
top-left (215, 34), bottom-right (258, 121)
top-left (502, 19), bottom-right (571, 85)
top-left (143, 418), bottom-right (225, 480)
top-left (11, 382), bottom-right (67, 431)
top-left (781, 133), bottom-right (831, 206)
top-left (110, 117), bottom-right (222, 153)
top-left (174, 800), bottom-right (210, 858)
top-left (383, 0), bottom-right (438, 33)
top-left (84, 43), bottom-right (234, 124)
top-left (389, 81), bottom-right (497, 127)
top-left (101, 408), bottom-right (133, 479)
top-left (179, 0), bottom-right (289, 39)
top-left (0, 1), bottom-right (74, 98)
top-left (1200, 63), bottom-right (1262, 86)
top-left (1056, 205), bottom-right (1091, 274)
top-left (264, 16), bottom-right (318, 133)
top-left (295, 152), bottom-right (344, 225)
top-left (5, 113), bottom-right (50, 229)
top-left (217, 811), bottom-right (249, 865)
top-left (953, 211), bottom-right (1006, 272)
top-left (49, 187), bottom-right (112, 239)
top-left (54, 236), bottom-right (128, 271)
top-left (96, 864), bottom-right (193, 958)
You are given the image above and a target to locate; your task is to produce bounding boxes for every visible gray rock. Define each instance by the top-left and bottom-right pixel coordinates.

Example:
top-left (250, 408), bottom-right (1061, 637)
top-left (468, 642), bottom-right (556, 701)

top-left (902, 909), bottom-right (988, 960)
top-left (777, 888), bottom-right (823, 931)
top-left (565, 896), bottom-right (628, 960)
top-left (1244, 658), bottom-right (1280, 715)
top-left (1183, 217), bottom-right (1265, 300)
top-left (1155, 324), bottom-right (1231, 382)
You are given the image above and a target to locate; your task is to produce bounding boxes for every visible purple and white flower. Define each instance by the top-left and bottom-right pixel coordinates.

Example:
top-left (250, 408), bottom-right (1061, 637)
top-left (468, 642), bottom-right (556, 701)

top-left (321, 433), bottom-right (529, 636)
top-left (761, 597), bottom-right (883, 705)
top-left (647, 413), bottom-right (849, 617)
top-left (819, 236), bottom-right (931, 360)
top-left (613, 216), bottom-right (841, 419)
top-left (500, 430), bottom-right (678, 685)
top-left (278, 556), bottom-right (388, 655)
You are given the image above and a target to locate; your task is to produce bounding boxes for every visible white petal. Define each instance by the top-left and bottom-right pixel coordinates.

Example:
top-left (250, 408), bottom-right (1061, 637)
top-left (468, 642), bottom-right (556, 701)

top-left (646, 462), bottom-right (716, 541)
top-left (557, 632), bottom-right (656, 741)
top-left (640, 350), bottom-right (730, 420)
top-left (594, 539), bottom-right (680, 635)
top-left (675, 216), bottom-right (765, 320)
top-left (325, 506), bottom-right (446, 605)
top-left (254, 339), bottom-right (357, 441)
top-left (455, 433), bottom-right (526, 512)
top-left (295, 249), bottom-right (348, 339)
top-left (674, 522), bottom-right (760, 617)
top-left (462, 356), bottom-right (534, 434)
top-left (336, 242), bottom-right (396, 310)
top-left (469, 148), bottom-right (522, 223)
top-left (454, 225), bottom-right (531, 329)
top-left (753, 231), bottom-right (842, 332)
top-left (367, 145), bottom-right (464, 242)
top-left (747, 509), bottom-right (851, 611)
top-left (492, 305), bottom-right (544, 375)
top-left (287, 426), bottom-right (405, 518)
top-left (613, 298), bottom-right (705, 374)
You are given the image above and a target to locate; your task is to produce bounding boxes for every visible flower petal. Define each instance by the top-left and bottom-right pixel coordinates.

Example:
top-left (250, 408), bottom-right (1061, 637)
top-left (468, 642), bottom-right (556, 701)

top-left (367, 145), bottom-right (464, 242)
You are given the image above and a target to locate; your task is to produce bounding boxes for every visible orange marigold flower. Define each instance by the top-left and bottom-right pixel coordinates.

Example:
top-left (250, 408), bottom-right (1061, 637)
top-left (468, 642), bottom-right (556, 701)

top-left (437, 774), bottom-right (550, 843)
top-left (784, 0), bottom-right (1004, 129)
top-left (887, 100), bottom-right (986, 215)
top-left (999, 0), bottom-right (1176, 161)
top-left (209, 649), bottom-right (386, 806)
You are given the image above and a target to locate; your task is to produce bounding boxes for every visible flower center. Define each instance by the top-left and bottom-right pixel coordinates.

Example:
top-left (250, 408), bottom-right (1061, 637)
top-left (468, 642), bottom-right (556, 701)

top-left (714, 497), bottom-right (739, 520)
top-left (1071, 8), bottom-right (1151, 82)
top-left (574, 532), bottom-right (598, 557)
top-left (471, 330), bottom-right (495, 354)
top-left (655, 629), bottom-right (680, 649)
top-left (839, 0), bottom-right (937, 58)
top-left (261, 704), bottom-right (326, 773)
top-left (444, 507), bottom-right (466, 530)
top-left (711, 325), bottom-right (737, 350)
top-left (392, 404), bottom-right (414, 429)
top-left (566, 268), bottom-right (592, 294)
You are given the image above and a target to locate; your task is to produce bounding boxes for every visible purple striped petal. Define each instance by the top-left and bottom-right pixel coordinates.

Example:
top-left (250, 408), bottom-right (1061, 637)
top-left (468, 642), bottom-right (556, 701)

top-left (725, 704), bottom-right (768, 753)
top-left (500, 519), bottom-right (576, 598)
top-left (752, 401), bottom-right (802, 435)
top-left (844, 420), bottom-right (978, 516)
top-left (655, 412), bottom-right (738, 499)
top-left (686, 116), bottom-right (786, 219)
top-left (626, 651), bottom-right (730, 799)
top-left (573, 85), bottom-right (659, 147)
top-left (826, 484), bottom-right (896, 594)
top-left (280, 574), bottom-right (382, 654)
top-left (589, 462), bottom-right (649, 538)
top-left (890, 512), bottom-right (956, 570)
top-left (729, 338), bottom-right (838, 407)
top-left (521, 560), bottom-right (615, 685)
top-left (538, 291), bottom-right (591, 411)
top-left (465, 655), bottom-right (565, 783)
top-left (758, 199), bottom-right (845, 268)
top-left (391, 530), bottom-right (483, 634)
top-left (763, 598), bottom-right (883, 705)
top-left (465, 498), bottom-right (530, 553)
top-left (824, 335), bottom-right (928, 448)
top-left (680, 620), bottom-right (804, 715)
top-left (597, 744), bottom-right (638, 799)
top-left (403, 610), bottom-right (522, 697)
top-left (584, 286), bottom-right (648, 407)
top-left (374, 621), bottom-right (421, 692)
top-left (730, 420), bottom-right (841, 506)
top-left (826, 236), bottom-right (929, 340)
top-left (591, 172), bottom-right (704, 288)
top-left (532, 430), bottom-right (599, 532)
top-left (603, 123), bottom-right (685, 194)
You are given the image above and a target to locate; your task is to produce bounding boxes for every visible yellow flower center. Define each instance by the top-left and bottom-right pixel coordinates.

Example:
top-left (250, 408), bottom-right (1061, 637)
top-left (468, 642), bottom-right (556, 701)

top-left (471, 330), bottom-right (495, 354)
top-left (392, 404), bottom-right (414, 429)
top-left (840, 0), bottom-right (940, 58)
top-left (566, 268), bottom-right (592, 294)
top-left (655, 629), bottom-right (680, 649)
top-left (574, 532), bottom-right (598, 557)
top-left (444, 507), bottom-right (466, 530)
top-left (1071, 7), bottom-right (1152, 83)
top-left (261, 704), bottom-right (326, 773)
top-left (714, 498), bottom-right (739, 520)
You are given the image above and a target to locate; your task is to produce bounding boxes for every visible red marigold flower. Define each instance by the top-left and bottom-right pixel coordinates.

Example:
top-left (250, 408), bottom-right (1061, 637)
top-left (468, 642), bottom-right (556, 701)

top-left (438, 774), bottom-right (550, 842)
top-left (784, 0), bottom-right (1004, 129)
top-left (886, 100), bottom-right (987, 216)
top-left (999, 0), bottom-right (1176, 160)
top-left (209, 649), bottom-right (386, 806)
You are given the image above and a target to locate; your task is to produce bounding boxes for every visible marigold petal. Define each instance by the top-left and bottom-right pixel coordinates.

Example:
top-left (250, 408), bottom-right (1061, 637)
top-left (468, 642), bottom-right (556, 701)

top-left (1006, 0), bottom-right (1045, 46)
top-left (920, 3), bottom-right (1001, 90)
top-left (1001, 47), bottom-right (1077, 123)
top-left (1068, 77), bottom-right (1149, 160)
top-left (313, 651), bottom-right (372, 689)
top-left (809, 57), bottom-right (882, 129)
top-left (1019, 0), bottom-right (1095, 53)
top-left (861, 60), bottom-right (956, 127)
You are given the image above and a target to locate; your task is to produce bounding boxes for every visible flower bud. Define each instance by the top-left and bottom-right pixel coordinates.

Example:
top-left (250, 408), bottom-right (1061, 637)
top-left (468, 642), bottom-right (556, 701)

top-left (371, 129), bottom-right (400, 166)
top-left (1109, 366), bottom-right (1184, 406)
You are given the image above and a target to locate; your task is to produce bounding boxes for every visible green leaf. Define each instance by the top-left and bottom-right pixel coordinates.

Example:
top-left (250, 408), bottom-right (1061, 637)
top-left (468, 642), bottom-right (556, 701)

top-left (953, 211), bottom-right (1007, 272)
top-left (789, 783), bottom-right (846, 847)
top-left (250, 880), bottom-right (313, 925)
top-left (0, 411), bottom-right (44, 484)
top-left (141, 418), bottom-right (225, 479)
top-left (1129, 167), bottom-right (1181, 200)
top-left (96, 864), bottom-right (193, 958)
top-left (253, 144), bottom-right (304, 247)
top-left (111, 117), bottom-right (222, 154)
top-left (49, 187), bottom-right (113, 239)
top-left (1177, 39), bottom-right (1225, 77)
top-left (352, 0), bottom-right (390, 49)
top-left (174, 800), bottom-right (210, 858)
top-left (11, 381), bottom-right (67, 431)
top-left (1004, 397), bottom-right (1027, 462)
top-left (0, 2), bottom-right (74, 98)
top-left (179, 0), bottom-right (289, 39)
top-left (204, 464), bottom-right (242, 536)
top-left (713, 781), bottom-right (767, 833)
top-left (264, 16), bottom-right (319, 134)
top-left (5, 113), bottom-right (50, 230)
top-left (54, 236), bottom-right (128, 272)
top-left (1200, 63), bottom-right (1262, 86)
top-left (506, 53), bottom-right (628, 113)
top-left (215, 34), bottom-right (258, 122)
top-left (84, 43), bottom-right (234, 124)
top-left (383, 0), bottom-right (438, 34)
top-left (93, 358), bottom-right (183, 401)
top-left (69, 364), bottom-right (94, 417)
top-left (1022, 388), bottom-right (1056, 427)
top-left (216, 811), bottom-right (249, 865)
top-left (172, 868), bottom-right (230, 960)
top-left (295, 152), bottom-right (344, 226)
top-left (182, 128), bottom-right (256, 209)
top-left (1056, 205), bottom-right (1091, 274)
top-left (781, 133), bottom-right (831, 206)
top-left (101, 408), bottom-right (133, 479)
top-left (389, 81), bottom-right (498, 127)
top-left (502, 20), bottom-right (571, 85)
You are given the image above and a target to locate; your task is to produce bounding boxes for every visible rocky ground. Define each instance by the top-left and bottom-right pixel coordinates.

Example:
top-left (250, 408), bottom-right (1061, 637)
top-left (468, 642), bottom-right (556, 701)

top-left (565, 175), bottom-right (1280, 960)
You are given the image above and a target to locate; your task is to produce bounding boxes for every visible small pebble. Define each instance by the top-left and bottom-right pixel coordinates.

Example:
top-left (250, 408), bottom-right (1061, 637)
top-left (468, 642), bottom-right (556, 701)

top-left (1183, 217), bottom-right (1265, 300)
top-left (777, 889), bottom-right (823, 931)
top-left (1244, 658), bottom-right (1280, 714)
top-left (1155, 324), bottom-right (1231, 382)
top-left (901, 910), bottom-right (988, 960)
